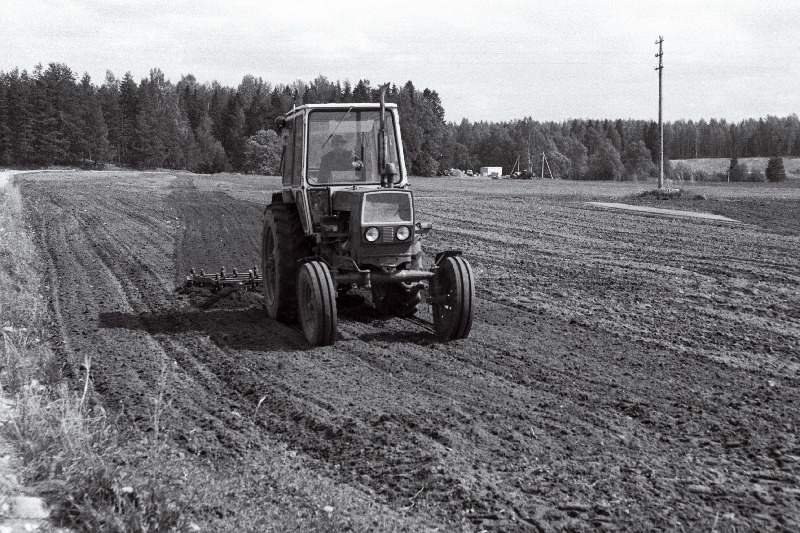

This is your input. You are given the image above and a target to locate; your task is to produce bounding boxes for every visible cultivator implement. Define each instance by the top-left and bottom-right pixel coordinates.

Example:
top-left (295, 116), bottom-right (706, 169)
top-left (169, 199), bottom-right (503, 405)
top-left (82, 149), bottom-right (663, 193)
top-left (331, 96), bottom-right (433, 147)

top-left (183, 266), bottom-right (262, 290)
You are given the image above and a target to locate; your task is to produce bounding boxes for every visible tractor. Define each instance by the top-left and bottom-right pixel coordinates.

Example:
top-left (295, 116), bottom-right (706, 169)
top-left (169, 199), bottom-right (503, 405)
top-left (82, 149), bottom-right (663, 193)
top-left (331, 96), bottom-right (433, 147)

top-left (186, 88), bottom-right (475, 346)
top-left (267, 87), bottom-right (478, 346)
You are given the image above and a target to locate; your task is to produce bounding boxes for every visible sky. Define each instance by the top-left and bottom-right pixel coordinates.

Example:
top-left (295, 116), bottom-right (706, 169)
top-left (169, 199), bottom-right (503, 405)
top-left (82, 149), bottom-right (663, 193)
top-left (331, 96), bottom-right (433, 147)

top-left (1, 0), bottom-right (798, 123)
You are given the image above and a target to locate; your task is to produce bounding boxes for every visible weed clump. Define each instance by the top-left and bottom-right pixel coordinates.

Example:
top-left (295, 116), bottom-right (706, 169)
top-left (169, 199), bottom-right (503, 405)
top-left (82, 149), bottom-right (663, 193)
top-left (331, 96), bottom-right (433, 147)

top-left (51, 464), bottom-right (186, 532)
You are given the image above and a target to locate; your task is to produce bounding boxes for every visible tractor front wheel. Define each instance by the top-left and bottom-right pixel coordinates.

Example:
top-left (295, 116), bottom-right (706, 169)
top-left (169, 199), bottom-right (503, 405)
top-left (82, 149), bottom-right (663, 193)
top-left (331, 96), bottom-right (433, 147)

top-left (432, 256), bottom-right (475, 341)
top-left (297, 261), bottom-right (338, 346)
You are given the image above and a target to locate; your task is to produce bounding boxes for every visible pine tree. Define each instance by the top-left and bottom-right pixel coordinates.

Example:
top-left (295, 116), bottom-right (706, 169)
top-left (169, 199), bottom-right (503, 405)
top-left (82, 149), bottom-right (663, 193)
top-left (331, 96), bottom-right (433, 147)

top-left (220, 93), bottom-right (245, 170)
top-left (341, 80), bottom-right (353, 103)
top-left (353, 79), bottom-right (371, 102)
top-left (178, 75), bottom-right (204, 132)
top-left (208, 83), bottom-right (227, 141)
top-left (264, 88), bottom-right (284, 131)
top-left (182, 125), bottom-right (202, 171)
top-left (244, 86), bottom-right (269, 136)
top-left (765, 156), bottom-right (787, 182)
top-left (78, 73), bottom-right (109, 164)
top-left (422, 89), bottom-right (445, 123)
top-left (118, 73), bottom-right (139, 165)
top-left (151, 69), bottom-right (185, 168)
top-left (27, 63), bottom-right (83, 165)
top-left (4, 69), bottom-right (35, 164)
top-left (0, 75), bottom-right (10, 164)
top-left (99, 71), bottom-right (121, 164)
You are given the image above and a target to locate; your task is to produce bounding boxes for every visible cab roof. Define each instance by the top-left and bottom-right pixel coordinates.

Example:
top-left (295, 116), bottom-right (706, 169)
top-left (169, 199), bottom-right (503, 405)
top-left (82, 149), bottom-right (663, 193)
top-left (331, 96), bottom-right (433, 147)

top-left (284, 102), bottom-right (398, 119)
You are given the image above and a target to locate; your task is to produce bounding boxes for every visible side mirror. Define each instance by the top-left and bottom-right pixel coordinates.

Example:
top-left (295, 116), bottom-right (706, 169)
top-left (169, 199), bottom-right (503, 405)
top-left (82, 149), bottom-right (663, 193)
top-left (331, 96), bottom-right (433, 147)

top-left (274, 116), bottom-right (287, 130)
top-left (415, 221), bottom-right (433, 236)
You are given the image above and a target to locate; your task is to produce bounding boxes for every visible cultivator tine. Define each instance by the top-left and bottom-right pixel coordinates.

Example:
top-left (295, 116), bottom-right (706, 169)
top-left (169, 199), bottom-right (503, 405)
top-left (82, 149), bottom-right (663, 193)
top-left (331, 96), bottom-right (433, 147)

top-left (182, 265), bottom-right (263, 291)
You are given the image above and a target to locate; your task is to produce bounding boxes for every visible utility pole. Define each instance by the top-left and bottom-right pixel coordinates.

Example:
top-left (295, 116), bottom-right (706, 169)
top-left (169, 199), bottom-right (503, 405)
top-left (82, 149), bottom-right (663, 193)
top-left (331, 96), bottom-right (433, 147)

top-left (655, 36), bottom-right (664, 189)
top-left (541, 152), bottom-right (545, 179)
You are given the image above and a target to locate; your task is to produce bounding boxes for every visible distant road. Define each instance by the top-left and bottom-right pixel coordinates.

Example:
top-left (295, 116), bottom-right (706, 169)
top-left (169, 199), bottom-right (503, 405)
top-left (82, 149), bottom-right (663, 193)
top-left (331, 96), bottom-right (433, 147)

top-left (587, 201), bottom-right (742, 223)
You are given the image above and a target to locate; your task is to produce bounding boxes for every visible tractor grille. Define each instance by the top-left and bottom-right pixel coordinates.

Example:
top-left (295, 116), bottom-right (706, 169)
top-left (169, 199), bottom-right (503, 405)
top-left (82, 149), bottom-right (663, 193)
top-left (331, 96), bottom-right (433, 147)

top-left (381, 226), bottom-right (394, 243)
top-left (362, 191), bottom-right (413, 224)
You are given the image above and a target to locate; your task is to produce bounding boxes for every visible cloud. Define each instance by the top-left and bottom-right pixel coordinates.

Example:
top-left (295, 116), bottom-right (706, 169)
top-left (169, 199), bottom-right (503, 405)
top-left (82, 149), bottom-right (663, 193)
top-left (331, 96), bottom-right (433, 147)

top-left (1, 0), bottom-right (798, 121)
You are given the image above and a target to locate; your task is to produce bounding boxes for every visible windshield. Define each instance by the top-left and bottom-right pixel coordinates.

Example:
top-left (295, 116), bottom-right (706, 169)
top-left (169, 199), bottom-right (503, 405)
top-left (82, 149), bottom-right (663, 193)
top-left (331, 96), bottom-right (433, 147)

top-left (307, 109), bottom-right (400, 185)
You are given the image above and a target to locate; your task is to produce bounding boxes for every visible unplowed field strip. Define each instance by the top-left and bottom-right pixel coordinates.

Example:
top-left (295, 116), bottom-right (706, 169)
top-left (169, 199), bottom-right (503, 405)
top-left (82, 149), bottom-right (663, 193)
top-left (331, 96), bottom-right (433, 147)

top-left (17, 171), bottom-right (800, 531)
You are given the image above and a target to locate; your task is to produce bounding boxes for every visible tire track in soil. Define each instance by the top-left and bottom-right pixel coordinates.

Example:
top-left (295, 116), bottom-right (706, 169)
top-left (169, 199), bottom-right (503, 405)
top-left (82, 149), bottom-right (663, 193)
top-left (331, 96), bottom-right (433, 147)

top-left (18, 172), bottom-right (800, 532)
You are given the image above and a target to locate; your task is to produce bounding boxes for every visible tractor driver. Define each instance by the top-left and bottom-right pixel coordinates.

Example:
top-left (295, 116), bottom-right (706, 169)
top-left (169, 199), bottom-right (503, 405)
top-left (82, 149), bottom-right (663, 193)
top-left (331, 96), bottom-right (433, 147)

top-left (318, 134), bottom-right (359, 182)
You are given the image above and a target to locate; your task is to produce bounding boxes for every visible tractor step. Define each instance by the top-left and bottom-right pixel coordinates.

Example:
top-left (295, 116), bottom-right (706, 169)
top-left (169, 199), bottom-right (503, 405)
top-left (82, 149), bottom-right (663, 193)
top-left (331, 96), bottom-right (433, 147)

top-left (183, 266), bottom-right (262, 291)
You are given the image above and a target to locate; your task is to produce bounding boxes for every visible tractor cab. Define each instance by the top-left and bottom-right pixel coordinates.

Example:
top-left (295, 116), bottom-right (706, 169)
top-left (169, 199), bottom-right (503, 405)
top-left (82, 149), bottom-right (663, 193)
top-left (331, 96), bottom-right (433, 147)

top-left (277, 102), bottom-right (407, 230)
top-left (278, 103), bottom-right (406, 187)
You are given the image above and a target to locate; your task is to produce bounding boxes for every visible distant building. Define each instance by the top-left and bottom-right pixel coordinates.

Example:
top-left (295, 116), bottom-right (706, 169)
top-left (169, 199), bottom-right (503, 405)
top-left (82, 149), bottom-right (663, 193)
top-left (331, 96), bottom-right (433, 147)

top-left (480, 166), bottom-right (503, 177)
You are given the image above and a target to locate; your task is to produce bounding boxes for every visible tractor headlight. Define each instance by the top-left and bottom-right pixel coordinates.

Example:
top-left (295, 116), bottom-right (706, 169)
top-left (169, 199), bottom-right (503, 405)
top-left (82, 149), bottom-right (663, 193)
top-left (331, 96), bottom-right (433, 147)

top-left (396, 226), bottom-right (411, 241)
top-left (365, 227), bottom-right (380, 242)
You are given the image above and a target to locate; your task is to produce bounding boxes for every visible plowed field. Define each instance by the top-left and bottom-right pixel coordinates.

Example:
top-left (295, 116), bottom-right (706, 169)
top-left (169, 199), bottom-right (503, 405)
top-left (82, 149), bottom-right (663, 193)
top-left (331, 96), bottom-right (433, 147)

top-left (19, 171), bottom-right (800, 531)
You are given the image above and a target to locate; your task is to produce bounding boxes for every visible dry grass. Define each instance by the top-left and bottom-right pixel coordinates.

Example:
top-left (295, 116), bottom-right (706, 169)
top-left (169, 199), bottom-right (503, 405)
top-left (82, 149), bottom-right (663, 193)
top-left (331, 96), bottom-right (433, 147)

top-left (0, 181), bottom-right (189, 532)
top-left (0, 185), bottom-right (51, 390)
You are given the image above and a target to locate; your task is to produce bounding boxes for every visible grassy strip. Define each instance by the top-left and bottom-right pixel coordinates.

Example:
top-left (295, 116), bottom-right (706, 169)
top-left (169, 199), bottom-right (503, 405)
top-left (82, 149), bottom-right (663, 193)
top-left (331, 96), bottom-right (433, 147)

top-left (0, 182), bottom-right (189, 532)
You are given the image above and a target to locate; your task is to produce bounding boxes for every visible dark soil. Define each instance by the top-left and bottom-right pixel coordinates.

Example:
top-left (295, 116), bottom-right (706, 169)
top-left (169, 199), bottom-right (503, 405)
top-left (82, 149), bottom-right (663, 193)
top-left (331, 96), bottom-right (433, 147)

top-left (19, 171), bottom-right (800, 532)
top-left (626, 194), bottom-right (800, 236)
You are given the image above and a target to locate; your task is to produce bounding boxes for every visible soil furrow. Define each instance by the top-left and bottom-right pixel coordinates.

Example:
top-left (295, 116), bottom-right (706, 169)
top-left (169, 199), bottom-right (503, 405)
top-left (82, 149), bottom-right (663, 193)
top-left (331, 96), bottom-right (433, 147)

top-left (16, 172), bottom-right (800, 532)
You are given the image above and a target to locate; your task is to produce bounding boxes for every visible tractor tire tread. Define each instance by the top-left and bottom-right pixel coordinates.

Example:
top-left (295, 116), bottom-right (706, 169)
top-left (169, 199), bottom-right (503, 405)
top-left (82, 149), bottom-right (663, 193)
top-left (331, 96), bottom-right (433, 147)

top-left (433, 256), bottom-right (474, 340)
top-left (298, 261), bottom-right (338, 346)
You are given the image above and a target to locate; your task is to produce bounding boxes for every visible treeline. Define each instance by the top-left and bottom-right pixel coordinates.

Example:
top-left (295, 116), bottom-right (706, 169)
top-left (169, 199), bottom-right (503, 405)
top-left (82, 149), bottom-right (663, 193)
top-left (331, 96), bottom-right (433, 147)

top-left (0, 63), bottom-right (444, 175)
top-left (1, 62), bottom-right (798, 178)
top-left (440, 115), bottom-right (800, 181)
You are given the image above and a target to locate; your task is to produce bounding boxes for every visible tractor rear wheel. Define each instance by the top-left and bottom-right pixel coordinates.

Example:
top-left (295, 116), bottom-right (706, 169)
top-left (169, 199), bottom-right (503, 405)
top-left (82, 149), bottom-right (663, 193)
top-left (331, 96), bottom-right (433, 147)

top-left (297, 261), bottom-right (338, 346)
top-left (432, 256), bottom-right (475, 340)
top-left (262, 203), bottom-right (308, 322)
top-left (372, 283), bottom-right (421, 318)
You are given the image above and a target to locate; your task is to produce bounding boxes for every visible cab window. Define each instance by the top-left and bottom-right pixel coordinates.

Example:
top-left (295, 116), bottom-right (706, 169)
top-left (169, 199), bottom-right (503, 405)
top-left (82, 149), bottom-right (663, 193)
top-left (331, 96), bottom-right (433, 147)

top-left (292, 116), bottom-right (304, 186)
top-left (307, 109), bottom-right (400, 185)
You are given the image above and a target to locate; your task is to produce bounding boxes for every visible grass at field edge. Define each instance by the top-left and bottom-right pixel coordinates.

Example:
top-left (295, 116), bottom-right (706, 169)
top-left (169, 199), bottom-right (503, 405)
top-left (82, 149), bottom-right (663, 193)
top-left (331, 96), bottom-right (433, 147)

top-left (0, 179), bottom-right (191, 531)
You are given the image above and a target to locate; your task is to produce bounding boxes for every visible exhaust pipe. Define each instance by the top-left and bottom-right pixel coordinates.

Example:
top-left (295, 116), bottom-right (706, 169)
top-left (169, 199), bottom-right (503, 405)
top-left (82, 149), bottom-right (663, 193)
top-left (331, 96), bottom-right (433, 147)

top-left (377, 84), bottom-right (399, 188)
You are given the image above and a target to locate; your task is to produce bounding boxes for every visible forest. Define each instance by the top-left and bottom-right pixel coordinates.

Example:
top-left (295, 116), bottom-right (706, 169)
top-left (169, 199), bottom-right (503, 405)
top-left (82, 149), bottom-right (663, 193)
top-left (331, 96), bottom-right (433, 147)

top-left (1, 62), bottom-right (798, 179)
